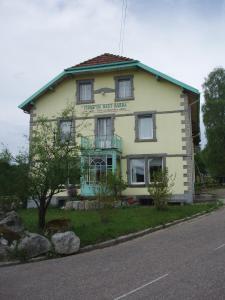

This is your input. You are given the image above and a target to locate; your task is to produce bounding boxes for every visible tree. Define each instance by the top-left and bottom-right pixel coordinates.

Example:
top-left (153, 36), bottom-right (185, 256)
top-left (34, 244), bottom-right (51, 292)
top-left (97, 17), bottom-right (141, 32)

top-left (148, 169), bottom-right (175, 210)
top-left (0, 148), bottom-right (29, 209)
top-left (29, 107), bottom-right (81, 229)
top-left (202, 67), bottom-right (225, 178)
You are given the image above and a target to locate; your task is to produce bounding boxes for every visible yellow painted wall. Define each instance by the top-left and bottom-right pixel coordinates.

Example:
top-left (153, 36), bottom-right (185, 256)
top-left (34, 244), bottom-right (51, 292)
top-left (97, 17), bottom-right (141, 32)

top-left (33, 69), bottom-right (188, 197)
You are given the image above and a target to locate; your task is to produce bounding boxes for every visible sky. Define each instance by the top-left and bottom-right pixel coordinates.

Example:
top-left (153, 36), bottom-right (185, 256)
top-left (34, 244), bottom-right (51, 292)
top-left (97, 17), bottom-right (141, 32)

top-left (0, 0), bottom-right (225, 154)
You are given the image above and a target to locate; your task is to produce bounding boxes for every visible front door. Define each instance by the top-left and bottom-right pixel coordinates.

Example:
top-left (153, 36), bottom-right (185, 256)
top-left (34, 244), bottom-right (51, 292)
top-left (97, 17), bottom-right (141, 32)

top-left (96, 117), bottom-right (112, 148)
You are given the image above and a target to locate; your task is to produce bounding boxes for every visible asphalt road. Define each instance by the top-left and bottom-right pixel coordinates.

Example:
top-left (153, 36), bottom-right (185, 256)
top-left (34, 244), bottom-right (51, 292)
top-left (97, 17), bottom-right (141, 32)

top-left (1, 207), bottom-right (225, 300)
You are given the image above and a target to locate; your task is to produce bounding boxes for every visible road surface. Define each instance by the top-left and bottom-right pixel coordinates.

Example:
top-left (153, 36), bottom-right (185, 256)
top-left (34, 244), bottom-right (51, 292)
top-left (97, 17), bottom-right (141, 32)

top-left (1, 207), bottom-right (225, 299)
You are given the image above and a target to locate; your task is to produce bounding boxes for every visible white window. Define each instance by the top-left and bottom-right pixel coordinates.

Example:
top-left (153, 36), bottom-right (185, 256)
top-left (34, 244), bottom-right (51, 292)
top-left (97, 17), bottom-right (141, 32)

top-left (138, 115), bottom-right (153, 140)
top-left (130, 159), bottom-right (145, 184)
top-left (60, 120), bottom-right (72, 142)
top-left (118, 78), bottom-right (132, 99)
top-left (79, 82), bottom-right (92, 101)
top-left (148, 158), bottom-right (163, 182)
top-left (78, 80), bottom-right (93, 102)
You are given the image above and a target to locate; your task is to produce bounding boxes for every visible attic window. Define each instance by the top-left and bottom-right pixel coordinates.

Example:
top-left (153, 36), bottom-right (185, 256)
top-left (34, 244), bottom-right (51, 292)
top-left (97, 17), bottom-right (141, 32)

top-left (115, 75), bottom-right (134, 101)
top-left (76, 79), bottom-right (94, 104)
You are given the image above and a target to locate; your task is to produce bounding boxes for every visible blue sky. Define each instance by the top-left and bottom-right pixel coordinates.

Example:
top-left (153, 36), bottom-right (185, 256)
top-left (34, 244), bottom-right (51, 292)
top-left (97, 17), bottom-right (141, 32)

top-left (0, 0), bottom-right (225, 153)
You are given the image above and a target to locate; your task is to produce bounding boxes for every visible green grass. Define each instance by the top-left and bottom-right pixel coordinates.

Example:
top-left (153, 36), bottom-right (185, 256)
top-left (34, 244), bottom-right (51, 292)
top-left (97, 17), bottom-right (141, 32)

top-left (19, 203), bottom-right (220, 247)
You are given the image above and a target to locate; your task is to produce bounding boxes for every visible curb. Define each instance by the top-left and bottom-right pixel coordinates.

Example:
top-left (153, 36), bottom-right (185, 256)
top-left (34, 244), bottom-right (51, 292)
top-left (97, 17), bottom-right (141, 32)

top-left (0, 205), bottom-right (222, 268)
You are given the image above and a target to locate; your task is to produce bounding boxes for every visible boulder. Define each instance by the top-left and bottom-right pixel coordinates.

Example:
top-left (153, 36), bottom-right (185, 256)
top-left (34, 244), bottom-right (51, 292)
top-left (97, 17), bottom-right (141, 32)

top-left (51, 231), bottom-right (80, 255)
top-left (0, 237), bottom-right (8, 246)
top-left (72, 201), bottom-right (79, 210)
top-left (0, 211), bottom-right (24, 233)
top-left (65, 201), bottom-right (73, 210)
top-left (18, 233), bottom-right (51, 258)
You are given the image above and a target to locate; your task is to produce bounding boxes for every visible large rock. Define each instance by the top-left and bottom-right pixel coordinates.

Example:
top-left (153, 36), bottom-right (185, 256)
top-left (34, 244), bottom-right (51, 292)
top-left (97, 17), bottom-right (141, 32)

top-left (18, 233), bottom-right (51, 258)
top-left (0, 211), bottom-right (24, 233)
top-left (51, 231), bottom-right (80, 255)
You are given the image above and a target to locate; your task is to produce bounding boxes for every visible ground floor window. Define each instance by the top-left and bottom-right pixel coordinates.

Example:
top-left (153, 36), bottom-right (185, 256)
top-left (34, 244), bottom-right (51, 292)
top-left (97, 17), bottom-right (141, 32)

top-left (130, 159), bottom-right (145, 184)
top-left (148, 157), bottom-right (163, 183)
top-left (129, 156), bottom-right (163, 186)
top-left (84, 155), bottom-right (113, 184)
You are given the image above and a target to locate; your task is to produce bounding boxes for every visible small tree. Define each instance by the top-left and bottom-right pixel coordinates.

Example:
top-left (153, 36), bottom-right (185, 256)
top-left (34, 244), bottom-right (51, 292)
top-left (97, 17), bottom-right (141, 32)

top-left (148, 168), bottom-right (175, 210)
top-left (94, 172), bottom-right (127, 223)
top-left (29, 107), bottom-right (81, 229)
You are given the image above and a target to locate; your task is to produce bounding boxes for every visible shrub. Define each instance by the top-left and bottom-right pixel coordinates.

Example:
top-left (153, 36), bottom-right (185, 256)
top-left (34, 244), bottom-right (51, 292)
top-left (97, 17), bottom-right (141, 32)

top-left (148, 168), bottom-right (175, 210)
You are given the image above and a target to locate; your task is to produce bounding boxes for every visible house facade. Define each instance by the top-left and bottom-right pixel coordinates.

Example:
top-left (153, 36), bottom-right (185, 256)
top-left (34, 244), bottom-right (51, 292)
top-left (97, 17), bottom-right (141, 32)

top-left (19, 53), bottom-right (200, 203)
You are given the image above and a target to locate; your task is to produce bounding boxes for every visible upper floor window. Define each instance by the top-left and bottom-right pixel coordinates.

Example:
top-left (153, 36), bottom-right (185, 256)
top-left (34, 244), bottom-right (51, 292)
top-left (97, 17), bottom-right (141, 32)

top-left (59, 120), bottom-right (73, 143)
top-left (76, 79), bottom-right (94, 104)
top-left (115, 75), bottom-right (134, 100)
top-left (135, 113), bottom-right (156, 142)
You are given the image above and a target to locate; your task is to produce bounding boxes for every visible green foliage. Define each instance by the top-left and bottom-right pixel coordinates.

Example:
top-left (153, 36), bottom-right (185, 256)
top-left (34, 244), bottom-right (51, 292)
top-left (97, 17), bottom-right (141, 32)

top-left (28, 106), bottom-right (81, 229)
top-left (94, 172), bottom-right (127, 223)
top-left (202, 67), bottom-right (225, 178)
top-left (148, 168), bottom-right (175, 210)
top-left (0, 148), bottom-right (29, 208)
top-left (0, 196), bottom-right (20, 213)
top-left (19, 203), bottom-right (219, 247)
top-left (104, 172), bottom-right (127, 202)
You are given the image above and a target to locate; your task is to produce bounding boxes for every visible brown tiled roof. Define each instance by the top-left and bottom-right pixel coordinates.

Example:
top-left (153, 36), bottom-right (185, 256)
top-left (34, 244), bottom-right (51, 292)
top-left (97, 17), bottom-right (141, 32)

top-left (72, 53), bottom-right (135, 68)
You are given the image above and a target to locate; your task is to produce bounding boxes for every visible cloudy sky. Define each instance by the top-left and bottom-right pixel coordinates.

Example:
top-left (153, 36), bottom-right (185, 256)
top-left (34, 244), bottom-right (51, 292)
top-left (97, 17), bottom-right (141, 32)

top-left (1, 0), bottom-right (225, 154)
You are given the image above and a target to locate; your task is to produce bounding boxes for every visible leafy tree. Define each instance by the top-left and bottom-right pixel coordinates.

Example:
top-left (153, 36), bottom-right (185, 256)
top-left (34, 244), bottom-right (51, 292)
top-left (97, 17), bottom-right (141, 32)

top-left (29, 107), bottom-right (81, 229)
top-left (0, 148), bottom-right (29, 209)
top-left (148, 168), bottom-right (175, 210)
top-left (202, 67), bottom-right (225, 178)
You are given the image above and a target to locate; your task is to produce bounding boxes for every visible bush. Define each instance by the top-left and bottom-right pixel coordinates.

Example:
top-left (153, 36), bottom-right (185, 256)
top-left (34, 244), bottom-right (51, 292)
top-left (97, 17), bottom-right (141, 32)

top-left (148, 169), bottom-right (175, 210)
top-left (0, 196), bottom-right (20, 213)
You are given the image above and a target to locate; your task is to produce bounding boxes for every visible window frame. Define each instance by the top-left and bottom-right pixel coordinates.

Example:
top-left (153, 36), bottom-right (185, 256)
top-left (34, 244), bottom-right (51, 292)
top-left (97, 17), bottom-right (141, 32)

top-left (76, 79), bottom-right (94, 104)
top-left (130, 158), bottom-right (146, 185)
top-left (114, 75), bottom-right (134, 101)
top-left (135, 111), bottom-right (157, 142)
top-left (148, 157), bottom-right (164, 184)
top-left (127, 155), bottom-right (165, 187)
top-left (58, 118), bottom-right (75, 144)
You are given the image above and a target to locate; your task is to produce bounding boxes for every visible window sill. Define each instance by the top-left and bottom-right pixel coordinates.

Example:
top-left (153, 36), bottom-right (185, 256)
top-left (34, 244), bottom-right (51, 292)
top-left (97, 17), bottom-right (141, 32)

top-left (128, 184), bottom-right (146, 188)
top-left (135, 138), bottom-right (157, 143)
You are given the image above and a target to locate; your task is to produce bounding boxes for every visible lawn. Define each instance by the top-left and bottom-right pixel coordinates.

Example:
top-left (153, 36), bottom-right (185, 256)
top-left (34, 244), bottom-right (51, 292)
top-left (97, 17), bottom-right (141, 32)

top-left (19, 203), bottom-right (220, 247)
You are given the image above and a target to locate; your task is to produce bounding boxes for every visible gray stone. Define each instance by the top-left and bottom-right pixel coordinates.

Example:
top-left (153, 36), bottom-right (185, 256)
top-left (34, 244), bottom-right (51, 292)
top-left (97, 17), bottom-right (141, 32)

top-left (65, 201), bottom-right (73, 210)
top-left (51, 231), bottom-right (80, 255)
top-left (0, 211), bottom-right (24, 233)
top-left (0, 237), bottom-right (8, 246)
top-left (72, 201), bottom-right (79, 210)
top-left (18, 233), bottom-right (51, 258)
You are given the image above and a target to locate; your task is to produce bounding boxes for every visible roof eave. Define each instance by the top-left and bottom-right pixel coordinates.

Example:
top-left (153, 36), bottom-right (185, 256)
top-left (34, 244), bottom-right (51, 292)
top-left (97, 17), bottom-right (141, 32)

top-left (18, 60), bottom-right (199, 112)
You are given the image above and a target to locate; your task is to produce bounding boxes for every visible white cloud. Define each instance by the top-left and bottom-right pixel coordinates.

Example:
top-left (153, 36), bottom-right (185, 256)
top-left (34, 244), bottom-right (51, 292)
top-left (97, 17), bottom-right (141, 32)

top-left (0, 0), bottom-right (225, 153)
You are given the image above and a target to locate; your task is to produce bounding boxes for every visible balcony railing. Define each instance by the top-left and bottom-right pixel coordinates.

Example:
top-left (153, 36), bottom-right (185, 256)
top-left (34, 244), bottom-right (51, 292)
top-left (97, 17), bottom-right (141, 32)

top-left (81, 135), bottom-right (122, 152)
